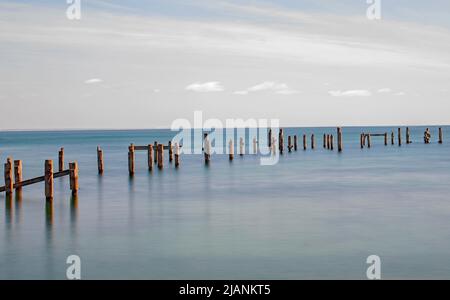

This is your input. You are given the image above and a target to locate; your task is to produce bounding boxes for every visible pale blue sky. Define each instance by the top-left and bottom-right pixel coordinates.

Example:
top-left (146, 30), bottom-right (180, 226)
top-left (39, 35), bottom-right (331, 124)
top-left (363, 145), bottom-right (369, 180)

top-left (1, 0), bottom-right (450, 129)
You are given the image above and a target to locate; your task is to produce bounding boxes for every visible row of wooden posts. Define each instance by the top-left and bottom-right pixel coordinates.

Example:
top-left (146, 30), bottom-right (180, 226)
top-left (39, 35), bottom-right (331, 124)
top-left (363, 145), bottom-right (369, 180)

top-left (0, 148), bottom-right (78, 200)
top-left (360, 127), bottom-right (443, 148)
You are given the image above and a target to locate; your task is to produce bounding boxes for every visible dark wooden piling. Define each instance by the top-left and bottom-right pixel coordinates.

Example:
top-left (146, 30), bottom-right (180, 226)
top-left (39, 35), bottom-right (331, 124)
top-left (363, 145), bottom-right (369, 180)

top-left (97, 146), bottom-right (104, 174)
top-left (288, 136), bottom-right (292, 153)
top-left (229, 139), bottom-right (234, 161)
top-left (330, 135), bottom-right (334, 150)
top-left (174, 143), bottom-right (180, 168)
top-left (14, 160), bottom-right (22, 192)
top-left (4, 158), bottom-right (13, 195)
top-left (205, 138), bottom-right (211, 164)
top-left (168, 141), bottom-right (173, 163)
top-left (147, 144), bottom-right (153, 171)
top-left (154, 141), bottom-right (158, 163)
top-left (268, 129), bottom-right (272, 147)
top-left (69, 162), bottom-right (79, 196)
top-left (279, 129), bottom-right (284, 154)
top-left (157, 144), bottom-right (164, 169)
top-left (323, 134), bottom-right (326, 148)
top-left (311, 134), bottom-right (315, 150)
top-left (391, 131), bottom-right (395, 145)
top-left (398, 128), bottom-right (402, 146)
top-left (326, 134), bottom-right (330, 150)
top-left (439, 127), bottom-right (443, 144)
top-left (58, 148), bottom-right (64, 172)
top-left (360, 134), bottom-right (364, 149)
top-left (367, 134), bottom-right (371, 148)
top-left (406, 127), bottom-right (411, 144)
top-left (45, 160), bottom-right (53, 200)
top-left (384, 133), bottom-right (388, 146)
top-left (294, 135), bottom-right (298, 151)
top-left (128, 144), bottom-right (135, 176)
top-left (337, 127), bottom-right (343, 152)
top-left (303, 134), bottom-right (307, 150)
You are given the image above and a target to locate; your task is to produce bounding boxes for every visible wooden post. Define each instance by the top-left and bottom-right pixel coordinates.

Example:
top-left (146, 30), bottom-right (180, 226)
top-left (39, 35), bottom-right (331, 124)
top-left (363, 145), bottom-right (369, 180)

top-left (239, 137), bottom-right (244, 156)
top-left (154, 141), bottom-right (158, 163)
top-left (58, 148), bottom-right (64, 172)
top-left (168, 141), bottom-right (173, 163)
top-left (4, 158), bottom-right (13, 195)
top-left (439, 127), bottom-right (443, 144)
top-left (323, 134), bottom-right (326, 148)
top-left (367, 134), bottom-right (371, 148)
top-left (174, 143), bottom-right (180, 168)
top-left (147, 144), bottom-right (153, 171)
top-left (128, 144), bottom-right (135, 176)
top-left (268, 129), bottom-right (272, 147)
top-left (384, 133), bottom-right (388, 146)
top-left (406, 127), bottom-right (411, 144)
top-left (69, 162), bottom-right (79, 196)
top-left (360, 134), bottom-right (364, 149)
top-left (253, 137), bottom-right (257, 154)
top-left (294, 135), bottom-right (298, 151)
top-left (229, 139), bottom-right (234, 161)
top-left (311, 134), bottom-right (315, 150)
top-left (157, 144), bottom-right (164, 169)
top-left (279, 129), bottom-right (284, 154)
top-left (271, 137), bottom-right (276, 154)
top-left (288, 136), bottom-right (292, 153)
top-left (303, 134), bottom-right (307, 150)
top-left (45, 160), bottom-right (53, 200)
top-left (337, 127), bottom-right (343, 152)
top-left (398, 128), bottom-right (402, 146)
top-left (330, 135), bottom-right (334, 151)
top-left (391, 131), bottom-right (395, 145)
top-left (326, 134), bottom-right (330, 150)
top-left (97, 146), bottom-right (104, 174)
top-left (205, 138), bottom-right (211, 164)
top-left (14, 160), bottom-right (22, 192)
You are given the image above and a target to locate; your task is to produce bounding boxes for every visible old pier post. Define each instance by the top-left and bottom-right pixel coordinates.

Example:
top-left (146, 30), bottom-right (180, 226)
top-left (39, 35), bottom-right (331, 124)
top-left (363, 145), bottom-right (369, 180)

top-left (157, 144), bottom-right (164, 169)
top-left (168, 141), bottom-right (173, 163)
top-left (58, 148), bottom-right (64, 172)
top-left (174, 143), bottom-right (180, 168)
top-left (147, 144), bottom-right (153, 171)
top-left (154, 141), bottom-right (158, 163)
top-left (367, 134), bottom-right (371, 148)
top-left (229, 139), bottom-right (234, 161)
top-left (398, 128), bottom-right (402, 146)
top-left (303, 134), bottom-right (307, 150)
top-left (391, 131), bottom-right (395, 145)
top-left (97, 146), bottom-right (104, 174)
top-left (14, 160), bottom-right (23, 192)
top-left (330, 135), bottom-right (334, 151)
top-left (294, 135), bottom-right (298, 151)
top-left (406, 127), bottom-right (411, 144)
top-left (45, 160), bottom-right (54, 201)
top-left (279, 129), bottom-right (284, 154)
top-left (69, 162), bottom-right (79, 196)
top-left (288, 136), bottom-right (292, 153)
top-left (4, 158), bottom-right (13, 196)
top-left (323, 134), bottom-right (326, 148)
top-left (384, 133), bottom-right (388, 146)
top-left (311, 134), bottom-right (315, 150)
top-left (326, 134), bottom-right (330, 150)
top-left (268, 129), bottom-right (272, 147)
top-left (205, 137), bottom-right (211, 164)
top-left (337, 127), bottom-right (343, 152)
top-left (439, 128), bottom-right (443, 144)
top-left (128, 144), bottom-right (135, 176)
top-left (360, 134), bottom-right (364, 149)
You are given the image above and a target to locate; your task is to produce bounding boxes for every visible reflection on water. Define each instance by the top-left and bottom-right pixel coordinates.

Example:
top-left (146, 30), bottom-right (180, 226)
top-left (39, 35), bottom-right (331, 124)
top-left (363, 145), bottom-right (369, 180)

top-left (5, 194), bottom-right (13, 230)
top-left (14, 191), bottom-right (22, 225)
top-left (70, 194), bottom-right (78, 227)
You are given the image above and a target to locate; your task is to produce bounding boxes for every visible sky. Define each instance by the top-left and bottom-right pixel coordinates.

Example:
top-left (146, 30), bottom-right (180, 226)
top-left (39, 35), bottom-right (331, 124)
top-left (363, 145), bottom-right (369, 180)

top-left (1, 0), bottom-right (450, 130)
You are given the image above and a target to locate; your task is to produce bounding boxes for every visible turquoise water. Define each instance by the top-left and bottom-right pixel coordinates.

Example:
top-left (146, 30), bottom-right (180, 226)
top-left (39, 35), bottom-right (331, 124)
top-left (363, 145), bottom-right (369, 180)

top-left (0, 126), bottom-right (449, 279)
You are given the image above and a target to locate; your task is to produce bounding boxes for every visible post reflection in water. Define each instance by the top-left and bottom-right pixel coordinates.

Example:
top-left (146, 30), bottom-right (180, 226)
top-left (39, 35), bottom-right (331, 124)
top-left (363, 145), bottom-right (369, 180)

top-left (5, 194), bottom-right (13, 230)
top-left (45, 199), bottom-right (53, 233)
top-left (70, 194), bottom-right (78, 229)
top-left (15, 191), bottom-right (23, 225)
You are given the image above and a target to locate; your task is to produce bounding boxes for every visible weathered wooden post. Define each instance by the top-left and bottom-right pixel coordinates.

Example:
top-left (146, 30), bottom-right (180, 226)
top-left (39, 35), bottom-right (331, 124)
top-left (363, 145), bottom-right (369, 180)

top-left (4, 158), bottom-right (13, 196)
top-left (384, 133), bottom-right (388, 146)
top-left (147, 144), bottom-right (153, 171)
top-left (69, 162), bottom-right (79, 196)
top-left (174, 142), bottom-right (180, 168)
top-left (204, 137), bottom-right (211, 164)
top-left (311, 134), bottom-right (315, 150)
top-left (239, 137), bottom-right (244, 156)
top-left (128, 144), bottom-right (135, 176)
top-left (271, 137), bottom-right (276, 154)
top-left (58, 148), bottom-right (64, 172)
top-left (391, 131), bottom-right (395, 145)
top-left (97, 146), bottom-right (104, 174)
top-left (337, 127), bottom-right (343, 152)
top-left (326, 134), bottom-right (330, 150)
top-left (268, 129), bottom-right (272, 147)
top-left (294, 135), bottom-right (298, 151)
top-left (330, 135), bottom-right (334, 151)
top-left (229, 139), bottom-right (234, 161)
top-left (398, 128), bottom-right (402, 146)
top-left (154, 141), bottom-right (158, 163)
top-left (323, 134), bottom-right (326, 148)
top-left (168, 141), bottom-right (173, 163)
top-left (303, 134), bottom-right (307, 150)
top-left (439, 127), bottom-right (443, 144)
top-left (279, 129), bottom-right (284, 154)
top-left (253, 137), bottom-right (257, 154)
top-left (45, 160), bottom-right (53, 201)
top-left (360, 134), bottom-right (364, 149)
top-left (367, 134), bottom-right (371, 148)
top-left (288, 136), bottom-right (292, 153)
top-left (14, 160), bottom-right (22, 192)
top-left (406, 127), bottom-right (411, 144)
top-left (157, 144), bottom-right (164, 169)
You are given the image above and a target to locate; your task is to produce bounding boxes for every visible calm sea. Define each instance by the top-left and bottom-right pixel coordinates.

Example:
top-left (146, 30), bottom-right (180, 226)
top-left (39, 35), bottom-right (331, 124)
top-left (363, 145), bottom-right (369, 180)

top-left (0, 126), bottom-right (449, 279)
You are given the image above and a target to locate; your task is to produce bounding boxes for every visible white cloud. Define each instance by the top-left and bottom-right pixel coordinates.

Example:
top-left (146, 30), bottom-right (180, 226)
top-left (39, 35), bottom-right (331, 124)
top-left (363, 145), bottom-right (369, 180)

top-left (236, 81), bottom-right (298, 95)
top-left (186, 82), bottom-right (224, 92)
top-left (377, 88), bottom-right (392, 93)
top-left (84, 78), bottom-right (103, 84)
top-left (329, 90), bottom-right (372, 97)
